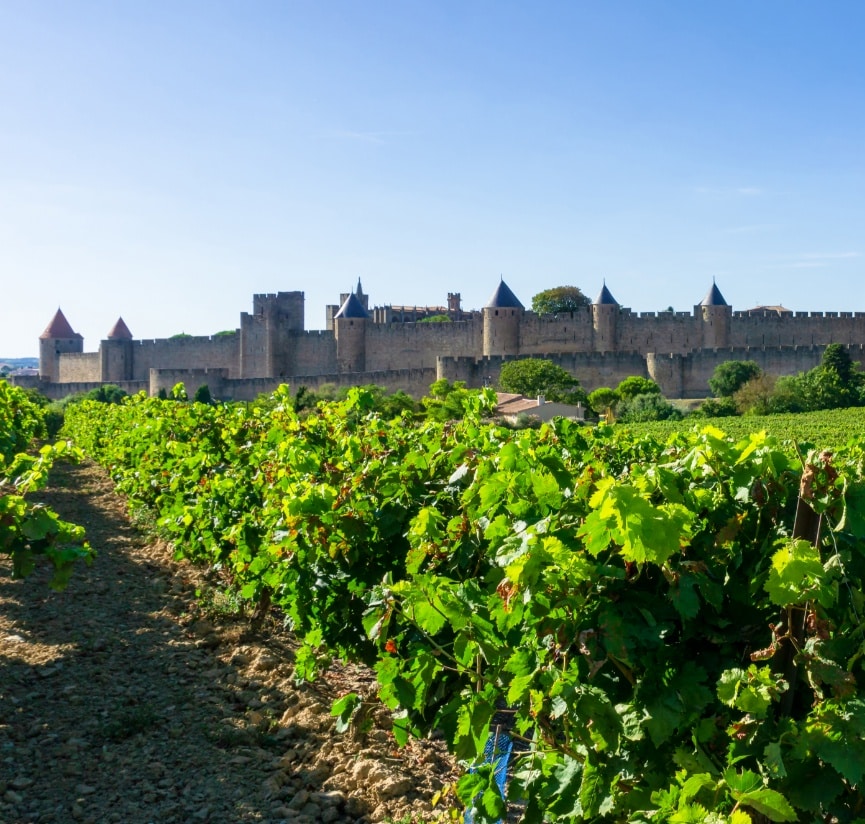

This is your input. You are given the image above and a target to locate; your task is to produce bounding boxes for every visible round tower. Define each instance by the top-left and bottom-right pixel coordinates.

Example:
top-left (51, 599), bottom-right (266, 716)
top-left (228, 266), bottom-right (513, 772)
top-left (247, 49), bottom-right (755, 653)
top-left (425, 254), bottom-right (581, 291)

top-left (102, 317), bottom-right (134, 382)
top-left (698, 281), bottom-right (732, 348)
top-left (592, 282), bottom-right (619, 352)
top-left (39, 308), bottom-right (84, 382)
top-left (334, 291), bottom-right (368, 372)
top-left (482, 278), bottom-right (524, 357)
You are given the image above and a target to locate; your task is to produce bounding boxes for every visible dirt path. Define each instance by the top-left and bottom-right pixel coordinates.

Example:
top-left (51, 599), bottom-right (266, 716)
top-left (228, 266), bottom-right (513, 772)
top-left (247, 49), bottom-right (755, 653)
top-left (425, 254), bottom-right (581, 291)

top-left (0, 461), bottom-right (458, 824)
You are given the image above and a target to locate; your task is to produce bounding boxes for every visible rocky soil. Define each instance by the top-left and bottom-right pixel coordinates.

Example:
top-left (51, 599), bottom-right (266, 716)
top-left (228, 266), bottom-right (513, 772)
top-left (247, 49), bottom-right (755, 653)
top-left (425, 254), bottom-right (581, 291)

top-left (0, 460), bottom-right (460, 824)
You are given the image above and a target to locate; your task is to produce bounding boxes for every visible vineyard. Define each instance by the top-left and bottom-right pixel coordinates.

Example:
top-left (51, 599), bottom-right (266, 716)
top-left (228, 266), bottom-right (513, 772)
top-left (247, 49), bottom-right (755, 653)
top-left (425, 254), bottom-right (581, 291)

top-left (0, 382), bottom-right (91, 587)
top-left (6, 382), bottom-right (865, 821)
top-left (628, 406), bottom-right (865, 451)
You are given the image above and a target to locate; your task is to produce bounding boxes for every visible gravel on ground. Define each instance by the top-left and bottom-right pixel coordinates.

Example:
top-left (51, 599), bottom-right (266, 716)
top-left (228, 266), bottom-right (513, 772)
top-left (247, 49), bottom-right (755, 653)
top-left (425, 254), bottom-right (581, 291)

top-left (0, 460), bottom-right (459, 824)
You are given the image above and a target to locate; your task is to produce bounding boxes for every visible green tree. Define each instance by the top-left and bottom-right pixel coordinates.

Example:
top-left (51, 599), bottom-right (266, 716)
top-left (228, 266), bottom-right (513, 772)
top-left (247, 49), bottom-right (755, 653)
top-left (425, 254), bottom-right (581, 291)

top-left (530, 286), bottom-right (590, 315)
top-left (422, 379), bottom-right (480, 422)
top-left (84, 384), bottom-right (128, 404)
top-left (418, 314), bottom-right (452, 323)
top-left (617, 392), bottom-right (681, 422)
top-left (695, 396), bottom-right (738, 418)
top-left (499, 359), bottom-right (586, 405)
top-left (616, 376), bottom-right (661, 400)
top-left (587, 387), bottom-right (619, 416)
top-left (822, 343), bottom-right (855, 387)
top-left (193, 384), bottom-right (214, 404)
top-left (783, 367), bottom-right (857, 411)
top-left (708, 360), bottom-right (762, 397)
top-left (733, 374), bottom-right (786, 415)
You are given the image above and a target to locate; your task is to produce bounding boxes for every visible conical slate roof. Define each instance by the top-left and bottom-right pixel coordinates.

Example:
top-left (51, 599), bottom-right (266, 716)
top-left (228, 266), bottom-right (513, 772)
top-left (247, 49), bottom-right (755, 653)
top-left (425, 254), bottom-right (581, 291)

top-left (485, 278), bottom-right (524, 309)
top-left (701, 281), bottom-right (728, 307)
top-left (334, 291), bottom-right (369, 319)
top-left (40, 308), bottom-right (81, 340)
top-left (107, 317), bottom-right (133, 340)
top-left (594, 283), bottom-right (619, 306)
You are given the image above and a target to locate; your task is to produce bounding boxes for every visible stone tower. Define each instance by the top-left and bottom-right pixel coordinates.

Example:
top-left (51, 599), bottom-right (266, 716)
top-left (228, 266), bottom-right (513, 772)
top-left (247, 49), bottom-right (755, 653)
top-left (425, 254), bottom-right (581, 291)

top-left (699, 281), bottom-right (731, 348)
top-left (101, 317), bottom-right (134, 382)
top-left (334, 291), bottom-right (368, 372)
top-left (239, 291), bottom-right (305, 378)
top-left (39, 308), bottom-right (83, 382)
top-left (592, 282), bottom-right (619, 352)
top-left (482, 278), bottom-right (524, 357)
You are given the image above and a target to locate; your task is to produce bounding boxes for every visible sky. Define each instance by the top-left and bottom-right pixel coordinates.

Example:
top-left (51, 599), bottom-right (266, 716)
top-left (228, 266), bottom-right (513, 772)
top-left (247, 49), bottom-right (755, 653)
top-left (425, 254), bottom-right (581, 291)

top-left (2, 1), bottom-right (864, 357)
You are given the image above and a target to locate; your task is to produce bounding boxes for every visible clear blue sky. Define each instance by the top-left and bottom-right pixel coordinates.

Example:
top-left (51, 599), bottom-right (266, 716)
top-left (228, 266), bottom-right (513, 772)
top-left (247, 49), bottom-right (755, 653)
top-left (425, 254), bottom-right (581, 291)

top-left (2, 1), bottom-right (864, 356)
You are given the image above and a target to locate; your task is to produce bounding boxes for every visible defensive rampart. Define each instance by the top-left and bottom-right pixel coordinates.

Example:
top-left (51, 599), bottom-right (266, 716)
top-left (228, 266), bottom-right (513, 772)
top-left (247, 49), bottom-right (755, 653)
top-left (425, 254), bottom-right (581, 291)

top-left (438, 351), bottom-right (649, 392)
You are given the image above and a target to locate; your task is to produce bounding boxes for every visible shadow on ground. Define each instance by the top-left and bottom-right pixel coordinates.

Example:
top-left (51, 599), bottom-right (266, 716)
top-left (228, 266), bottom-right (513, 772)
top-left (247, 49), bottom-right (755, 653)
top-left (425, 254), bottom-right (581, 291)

top-left (0, 460), bottom-right (388, 824)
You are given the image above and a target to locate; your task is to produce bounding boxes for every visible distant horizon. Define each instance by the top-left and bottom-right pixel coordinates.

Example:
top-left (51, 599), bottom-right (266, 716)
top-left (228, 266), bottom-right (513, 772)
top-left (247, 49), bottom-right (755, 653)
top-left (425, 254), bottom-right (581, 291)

top-left (2, 1), bottom-right (863, 357)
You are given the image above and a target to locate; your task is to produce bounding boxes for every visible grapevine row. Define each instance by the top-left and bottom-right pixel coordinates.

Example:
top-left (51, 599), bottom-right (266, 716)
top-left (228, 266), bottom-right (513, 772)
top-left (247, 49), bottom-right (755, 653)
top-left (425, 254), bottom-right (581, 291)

top-left (0, 380), bottom-right (90, 588)
top-left (62, 387), bottom-right (865, 822)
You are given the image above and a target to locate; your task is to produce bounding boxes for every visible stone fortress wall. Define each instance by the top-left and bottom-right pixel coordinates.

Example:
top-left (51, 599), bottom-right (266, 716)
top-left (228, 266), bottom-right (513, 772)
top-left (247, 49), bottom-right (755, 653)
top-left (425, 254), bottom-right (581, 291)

top-left (21, 279), bottom-right (865, 402)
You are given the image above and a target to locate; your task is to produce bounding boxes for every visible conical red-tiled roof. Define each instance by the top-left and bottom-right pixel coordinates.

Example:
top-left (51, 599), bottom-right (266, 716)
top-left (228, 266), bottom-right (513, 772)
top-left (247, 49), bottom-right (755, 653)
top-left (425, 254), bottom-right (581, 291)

top-left (40, 308), bottom-right (81, 340)
top-left (107, 317), bottom-right (133, 340)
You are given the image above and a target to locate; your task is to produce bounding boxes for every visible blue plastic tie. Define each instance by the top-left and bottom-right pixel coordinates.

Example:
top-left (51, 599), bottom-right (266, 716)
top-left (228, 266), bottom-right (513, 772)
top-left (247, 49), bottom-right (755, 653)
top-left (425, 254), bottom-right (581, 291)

top-left (464, 727), bottom-right (513, 824)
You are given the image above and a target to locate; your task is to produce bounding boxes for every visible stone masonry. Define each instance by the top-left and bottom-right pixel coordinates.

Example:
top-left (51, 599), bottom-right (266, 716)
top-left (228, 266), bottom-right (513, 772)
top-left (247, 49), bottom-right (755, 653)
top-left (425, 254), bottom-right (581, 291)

top-left (16, 280), bottom-right (865, 401)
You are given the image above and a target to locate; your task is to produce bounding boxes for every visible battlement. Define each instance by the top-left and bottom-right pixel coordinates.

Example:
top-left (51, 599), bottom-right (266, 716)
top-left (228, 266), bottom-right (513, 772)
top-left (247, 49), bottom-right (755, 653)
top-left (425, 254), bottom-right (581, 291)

top-left (294, 329), bottom-right (333, 339)
top-left (36, 280), bottom-right (865, 402)
top-left (135, 333), bottom-right (236, 346)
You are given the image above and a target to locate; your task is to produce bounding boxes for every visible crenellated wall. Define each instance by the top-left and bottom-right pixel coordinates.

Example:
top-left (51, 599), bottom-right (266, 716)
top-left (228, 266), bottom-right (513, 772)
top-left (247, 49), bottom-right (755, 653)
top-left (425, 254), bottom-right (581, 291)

top-left (365, 319), bottom-right (480, 371)
top-left (149, 368), bottom-right (231, 399)
top-left (38, 283), bottom-right (865, 401)
top-left (517, 309), bottom-right (595, 354)
top-left (671, 344), bottom-right (864, 398)
top-left (130, 334), bottom-right (239, 381)
top-left (9, 375), bottom-right (147, 400)
top-left (728, 311), bottom-right (865, 348)
top-left (285, 330), bottom-right (338, 376)
top-left (58, 352), bottom-right (102, 382)
top-left (438, 351), bottom-right (649, 393)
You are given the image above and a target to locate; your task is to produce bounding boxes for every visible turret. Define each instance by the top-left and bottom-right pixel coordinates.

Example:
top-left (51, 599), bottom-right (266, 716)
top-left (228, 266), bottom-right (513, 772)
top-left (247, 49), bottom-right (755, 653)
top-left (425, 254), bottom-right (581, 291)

top-left (39, 308), bottom-right (83, 382)
top-left (592, 282), bottom-right (619, 352)
top-left (698, 281), bottom-right (731, 348)
top-left (102, 317), bottom-right (134, 382)
top-left (482, 278), bottom-right (524, 357)
top-left (334, 291), bottom-right (368, 372)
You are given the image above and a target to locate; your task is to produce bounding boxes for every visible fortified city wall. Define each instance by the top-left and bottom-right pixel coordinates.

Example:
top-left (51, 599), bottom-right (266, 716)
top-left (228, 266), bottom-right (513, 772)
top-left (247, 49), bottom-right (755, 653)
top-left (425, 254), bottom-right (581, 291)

top-left (22, 279), bottom-right (865, 402)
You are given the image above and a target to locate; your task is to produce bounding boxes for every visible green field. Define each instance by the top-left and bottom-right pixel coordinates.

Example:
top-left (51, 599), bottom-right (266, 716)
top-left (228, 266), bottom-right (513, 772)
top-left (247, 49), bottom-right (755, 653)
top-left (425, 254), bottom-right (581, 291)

top-left (625, 406), bottom-right (865, 452)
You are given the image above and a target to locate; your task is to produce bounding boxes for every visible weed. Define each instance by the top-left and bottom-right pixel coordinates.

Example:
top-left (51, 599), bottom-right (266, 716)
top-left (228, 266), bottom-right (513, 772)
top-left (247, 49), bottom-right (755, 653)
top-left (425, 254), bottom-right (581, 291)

top-left (101, 705), bottom-right (160, 742)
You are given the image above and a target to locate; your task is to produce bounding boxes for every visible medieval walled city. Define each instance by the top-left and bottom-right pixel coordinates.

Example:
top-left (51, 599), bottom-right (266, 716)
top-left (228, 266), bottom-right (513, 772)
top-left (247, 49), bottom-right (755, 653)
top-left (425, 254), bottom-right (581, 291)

top-left (14, 279), bottom-right (865, 402)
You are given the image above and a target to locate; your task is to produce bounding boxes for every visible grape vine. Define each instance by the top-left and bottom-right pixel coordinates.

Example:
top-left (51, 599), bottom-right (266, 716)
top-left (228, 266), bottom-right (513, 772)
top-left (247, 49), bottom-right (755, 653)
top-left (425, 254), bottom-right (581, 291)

top-left (0, 381), bottom-right (90, 588)
top-left (62, 387), bottom-right (865, 821)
